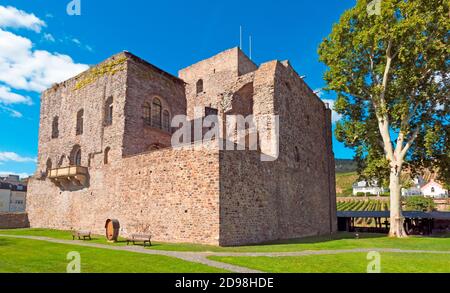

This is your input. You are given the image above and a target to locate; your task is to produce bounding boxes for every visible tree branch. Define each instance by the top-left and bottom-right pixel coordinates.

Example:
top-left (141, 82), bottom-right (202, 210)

top-left (400, 127), bottom-right (420, 158)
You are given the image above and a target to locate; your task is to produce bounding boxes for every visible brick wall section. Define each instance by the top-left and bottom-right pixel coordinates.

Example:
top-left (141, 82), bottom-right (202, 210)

top-left (0, 213), bottom-right (30, 229)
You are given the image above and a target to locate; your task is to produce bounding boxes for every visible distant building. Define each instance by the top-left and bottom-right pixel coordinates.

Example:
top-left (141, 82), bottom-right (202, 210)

top-left (421, 180), bottom-right (448, 198)
top-left (0, 174), bottom-right (21, 184)
top-left (0, 180), bottom-right (27, 213)
top-left (352, 179), bottom-right (386, 196)
top-left (402, 177), bottom-right (426, 197)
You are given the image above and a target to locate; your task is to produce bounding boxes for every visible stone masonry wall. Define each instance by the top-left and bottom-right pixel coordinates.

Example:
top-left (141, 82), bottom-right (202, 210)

top-left (218, 59), bottom-right (337, 246)
top-left (36, 53), bottom-right (129, 173)
top-left (179, 47), bottom-right (257, 119)
top-left (122, 55), bottom-right (187, 156)
top-left (0, 213), bottom-right (30, 229)
top-left (27, 48), bottom-right (337, 247)
top-left (27, 145), bottom-right (221, 245)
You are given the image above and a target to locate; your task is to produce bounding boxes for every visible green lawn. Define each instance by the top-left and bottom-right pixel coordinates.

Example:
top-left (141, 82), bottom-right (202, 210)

top-left (209, 253), bottom-right (450, 273)
top-left (1, 228), bottom-right (450, 253)
top-left (0, 237), bottom-right (227, 273)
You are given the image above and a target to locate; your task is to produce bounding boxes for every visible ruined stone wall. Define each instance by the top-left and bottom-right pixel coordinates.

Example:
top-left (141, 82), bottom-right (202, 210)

top-left (122, 55), bottom-right (186, 156)
top-left (218, 60), bottom-right (336, 246)
top-left (27, 145), bottom-right (221, 245)
top-left (179, 48), bottom-right (257, 119)
top-left (0, 213), bottom-right (30, 229)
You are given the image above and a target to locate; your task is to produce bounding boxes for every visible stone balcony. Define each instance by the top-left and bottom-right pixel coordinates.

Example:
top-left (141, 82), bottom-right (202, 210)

top-left (48, 166), bottom-right (89, 189)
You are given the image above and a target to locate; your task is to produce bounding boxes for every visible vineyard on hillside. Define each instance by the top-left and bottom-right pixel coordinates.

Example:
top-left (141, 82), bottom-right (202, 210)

top-left (337, 200), bottom-right (390, 227)
top-left (337, 200), bottom-right (390, 212)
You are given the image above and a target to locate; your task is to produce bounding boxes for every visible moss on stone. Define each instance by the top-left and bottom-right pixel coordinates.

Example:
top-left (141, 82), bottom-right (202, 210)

top-left (74, 55), bottom-right (128, 90)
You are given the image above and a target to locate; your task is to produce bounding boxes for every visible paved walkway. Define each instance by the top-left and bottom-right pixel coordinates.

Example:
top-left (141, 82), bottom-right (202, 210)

top-left (2, 234), bottom-right (450, 272)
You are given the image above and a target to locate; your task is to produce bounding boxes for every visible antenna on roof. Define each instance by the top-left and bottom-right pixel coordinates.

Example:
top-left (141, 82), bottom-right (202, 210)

top-left (249, 35), bottom-right (252, 60)
top-left (240, 26), bottom-right (243, 50)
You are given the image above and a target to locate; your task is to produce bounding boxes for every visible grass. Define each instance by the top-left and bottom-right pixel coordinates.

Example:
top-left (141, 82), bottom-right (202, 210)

top-left (2, 229), bottom-right (450, 253)
top-left (209, 253), bottom-right (450, 273)
top-left (0, 237), bottom-right (227, 273)
top-left (336, 172), bottom-right (358, 196)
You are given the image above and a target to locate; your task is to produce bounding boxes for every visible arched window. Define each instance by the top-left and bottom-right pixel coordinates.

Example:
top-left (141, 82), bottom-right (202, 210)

top-left (196, 79), bottom-right (204, 94)
top-left (152, 98), bottom-right (162, 128)
top-left (104, 96), bottom-right (113, 126)
top-left (294, 146), bottom-right (300, 162)
top-left (70, 145), bottom-right (82, 166)
top-left (58, 155), bottom-right (66, 167)
top-left (104, 147), bottom-right (111, 165)
top-left (52, 116), bottom-right (59, 139)
top-left (46, 159), bottom-right (52, 175)
top-left (163, 110), bottom-right (170, 132)
top-left (143, 102), bottom-right (151, 125)
top-left (431, 187), bottom-right (435, 193)
top-left (76, 109), bottom-right (84, 135)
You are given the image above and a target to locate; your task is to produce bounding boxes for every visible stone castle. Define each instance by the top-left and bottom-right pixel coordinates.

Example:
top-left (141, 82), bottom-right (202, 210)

top-left (27, 48), bottom-right (337, 246)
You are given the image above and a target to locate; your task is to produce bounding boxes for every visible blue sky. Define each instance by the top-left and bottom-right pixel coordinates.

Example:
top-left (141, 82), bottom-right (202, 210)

top-left (0, 0), bottom-right (356, 177)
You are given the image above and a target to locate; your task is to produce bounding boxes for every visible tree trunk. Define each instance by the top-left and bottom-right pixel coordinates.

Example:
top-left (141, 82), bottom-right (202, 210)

top-left (389, 169), bottom-right (408, 237)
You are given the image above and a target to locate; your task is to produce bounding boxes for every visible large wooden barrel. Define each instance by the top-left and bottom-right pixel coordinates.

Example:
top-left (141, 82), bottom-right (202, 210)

top-left (105, 219), bottom-right (120, 242)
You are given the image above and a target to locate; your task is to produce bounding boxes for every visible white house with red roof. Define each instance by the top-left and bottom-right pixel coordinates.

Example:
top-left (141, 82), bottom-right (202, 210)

top-left (421, 180), bottom-right (448, 198)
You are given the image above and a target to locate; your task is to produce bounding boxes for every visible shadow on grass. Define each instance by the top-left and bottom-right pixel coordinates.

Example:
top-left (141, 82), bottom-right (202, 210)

top-left (237, 232), bottom-right (388, 248)
top-left (0, 237), bottom-right (14, 247)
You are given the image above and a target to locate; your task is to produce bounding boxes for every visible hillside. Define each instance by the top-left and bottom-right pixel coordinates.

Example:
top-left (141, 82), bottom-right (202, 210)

top-left (335, 172), bottom-right (358, 197)
top-left (335, 159), bottom-right (357, 173)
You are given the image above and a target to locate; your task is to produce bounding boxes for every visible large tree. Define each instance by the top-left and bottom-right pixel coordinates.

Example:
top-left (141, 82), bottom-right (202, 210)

top-left (319, 0), bottom-right (449, 237)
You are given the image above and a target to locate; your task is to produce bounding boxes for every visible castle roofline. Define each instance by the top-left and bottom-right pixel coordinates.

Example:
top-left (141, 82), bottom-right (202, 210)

top-left (122, 51), bottom-right (186, 85)
top-left (44, 51), bottom-right (185, 94)
top-left (178, 47), bottom-right (258, 75)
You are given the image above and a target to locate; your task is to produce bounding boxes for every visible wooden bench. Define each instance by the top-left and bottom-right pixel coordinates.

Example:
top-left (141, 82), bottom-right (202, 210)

top-left (72, 230), bottom-right (92, 241)
top-left (126, 234), bottom-right (152, 247)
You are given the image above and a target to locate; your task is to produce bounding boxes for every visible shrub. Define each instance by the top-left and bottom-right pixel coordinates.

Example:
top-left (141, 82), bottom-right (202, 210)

top-left (404, 196), bottom-right (436, 212)
top-left (380, 192), bottom-right (390, 197)
top-left (356, 192), bottom-right (365, 197)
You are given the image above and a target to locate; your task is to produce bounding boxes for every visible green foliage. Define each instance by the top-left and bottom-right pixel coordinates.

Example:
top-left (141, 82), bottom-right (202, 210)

top-left (318, 0), bottom-right (450, 185)
top-left (404, 196), bottom-right (436, 212)
top-left (356, 192), bottom-right (366, 197)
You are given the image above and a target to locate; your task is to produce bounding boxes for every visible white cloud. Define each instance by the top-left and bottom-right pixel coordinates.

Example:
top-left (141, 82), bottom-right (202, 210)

top-left (0, 5), bottom-right (46, 33)
top-left (0, 152), bottom-right (36, 163)
top-left (43, 33), bottom-right (55, 42)
top-left (0, 28), bottom-right (89, 92)
top-left (321, 99), bottom-right (342, 124)
top-left (0, 171), bottom-right (31, 179)
top-left (72, 38), bottom-right (81, 45)
top-left (0, 85), bottom-right (32, 105)
top-left (0, 105), bottom-right (23, 118)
